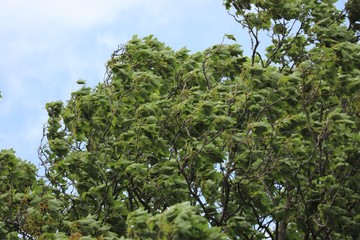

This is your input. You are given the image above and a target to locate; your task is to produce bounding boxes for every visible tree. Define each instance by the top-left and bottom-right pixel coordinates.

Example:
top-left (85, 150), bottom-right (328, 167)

top-left (1, 0), bottom-right (360, 239)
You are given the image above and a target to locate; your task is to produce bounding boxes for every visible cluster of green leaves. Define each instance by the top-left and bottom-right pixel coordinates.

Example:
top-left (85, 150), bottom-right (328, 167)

top-left (0, 149), bottom-right (73, 239)
top-left (35, 35), bottom-right (241, 239)
top-left (225, 0), bottom-right (359, 70)
top-left (39, 31), bottom-right (359, 239)
top-left (0, 150), bottom-right (40, 238)
top-left (125, 202), bottom-right (225, 240)
top-left (1, 0), bottom-right (359, 239)
top-left (346, 0), bottom-right (360, 33)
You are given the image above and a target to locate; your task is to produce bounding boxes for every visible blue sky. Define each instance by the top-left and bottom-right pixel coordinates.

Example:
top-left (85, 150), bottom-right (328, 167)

top-left (0, 0), bottom-right (244, 168)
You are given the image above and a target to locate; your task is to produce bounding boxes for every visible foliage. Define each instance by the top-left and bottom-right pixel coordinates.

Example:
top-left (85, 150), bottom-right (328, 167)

top-left (1, 0), bottom-right (360, 239)
top-left (346, 0), bottom-right (360, 33)
top-left (126, 202), bottom-right (226, 240)
top-left (0, 150), bottom-right (37, 238)
top-left (225, 0), bottom-right (359, 68)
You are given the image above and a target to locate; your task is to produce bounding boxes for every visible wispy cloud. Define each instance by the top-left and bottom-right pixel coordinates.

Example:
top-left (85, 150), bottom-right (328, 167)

top-left (0, 0), bottom-right (140, 30)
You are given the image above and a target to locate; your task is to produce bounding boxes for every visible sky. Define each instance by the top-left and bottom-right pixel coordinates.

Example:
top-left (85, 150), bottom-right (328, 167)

top-left (0, 0), bottom-right (244, 169)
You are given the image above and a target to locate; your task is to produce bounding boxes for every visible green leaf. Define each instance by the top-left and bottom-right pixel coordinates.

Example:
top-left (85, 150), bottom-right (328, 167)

top-left (77, 79), bottom-right (86, 85)
top-left (225, 34), bottom-right (237, 41)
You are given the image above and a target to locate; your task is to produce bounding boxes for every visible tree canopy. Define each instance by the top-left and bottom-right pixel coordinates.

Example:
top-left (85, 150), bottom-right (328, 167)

top-left (1, 0), bottom-right (360, 239)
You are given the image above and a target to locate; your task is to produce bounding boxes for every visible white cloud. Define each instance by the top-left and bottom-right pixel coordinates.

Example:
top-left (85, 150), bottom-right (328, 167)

top-left (0, 0), bottom-right (141, 30)
top-left (0, 0), bottom-right (210, 34)
top-left (97, 33), bottom-right (124, 52)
